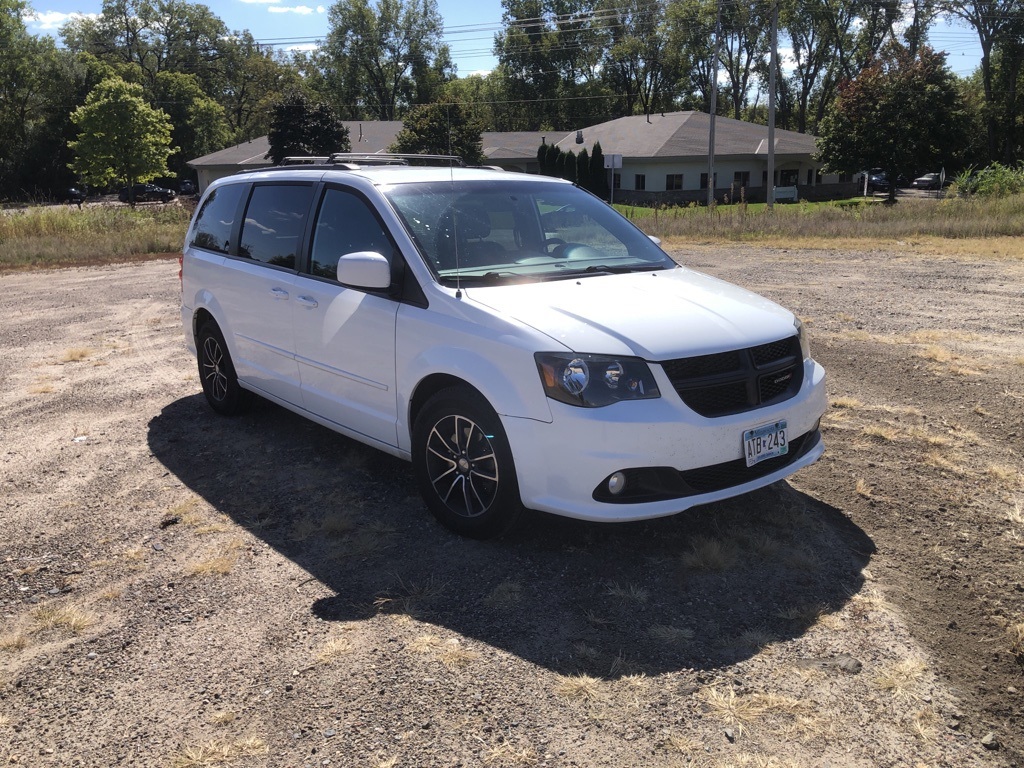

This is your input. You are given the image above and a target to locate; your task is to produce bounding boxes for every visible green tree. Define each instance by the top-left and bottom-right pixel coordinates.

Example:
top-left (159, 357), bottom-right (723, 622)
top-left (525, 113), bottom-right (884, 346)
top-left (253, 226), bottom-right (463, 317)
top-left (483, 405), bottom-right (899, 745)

top-left (323, 0), bottom-right (452, 120)
top-left (154, 71), bottom-right (229, 177)
top-left (576, 147), bottom-right (591, 190)
top-left (816, 45), bottom-right (969, 201)
top-left (589, 141), bottom-right (609, 199)
top-left (69, 77), bottom-right (175, 203)
top-left (390, 102), bottom-right (484, 164)
top-left (266, 90), bottom-right (350, 165)
top-left (222, 33), bottom-right (305, 144)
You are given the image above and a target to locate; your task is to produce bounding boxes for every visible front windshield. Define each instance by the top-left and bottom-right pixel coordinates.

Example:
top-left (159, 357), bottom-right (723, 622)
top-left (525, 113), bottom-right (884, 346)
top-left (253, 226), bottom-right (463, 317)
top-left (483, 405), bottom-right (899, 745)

top-left (382, 179), bottom-right (675, 285)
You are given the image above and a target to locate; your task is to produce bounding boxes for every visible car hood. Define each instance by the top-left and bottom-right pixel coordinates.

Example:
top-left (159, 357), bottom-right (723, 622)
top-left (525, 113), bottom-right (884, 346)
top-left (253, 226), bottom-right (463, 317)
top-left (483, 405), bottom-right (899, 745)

top-left (463, 266), bottom-right (797, 359)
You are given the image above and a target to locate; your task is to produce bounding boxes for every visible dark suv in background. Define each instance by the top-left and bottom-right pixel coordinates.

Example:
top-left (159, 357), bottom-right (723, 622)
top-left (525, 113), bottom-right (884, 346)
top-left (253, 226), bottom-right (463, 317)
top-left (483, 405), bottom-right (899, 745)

top-left (119, 183), bottom-right (176, 204)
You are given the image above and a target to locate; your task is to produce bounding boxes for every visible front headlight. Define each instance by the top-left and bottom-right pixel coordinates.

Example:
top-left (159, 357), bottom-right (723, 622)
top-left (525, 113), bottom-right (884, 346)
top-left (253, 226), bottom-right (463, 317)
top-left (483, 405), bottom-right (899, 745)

top-left (795, 318), bottom-right (811, 361)
top-left (535, 352), bottom-right (661, 407)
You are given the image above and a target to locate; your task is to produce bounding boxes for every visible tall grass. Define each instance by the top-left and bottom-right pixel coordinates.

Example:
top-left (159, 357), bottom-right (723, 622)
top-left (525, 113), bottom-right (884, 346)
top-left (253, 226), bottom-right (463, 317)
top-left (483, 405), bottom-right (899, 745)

top-left (621, 194), bottom-right (1024, 245)
top-left (0, 204), bottom-right (191, 271)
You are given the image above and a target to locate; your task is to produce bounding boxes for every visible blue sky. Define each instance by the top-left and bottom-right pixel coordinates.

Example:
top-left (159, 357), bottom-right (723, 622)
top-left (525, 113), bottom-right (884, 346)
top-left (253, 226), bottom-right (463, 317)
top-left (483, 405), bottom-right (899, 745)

top-left (23, 0), bottom-right (983, 79)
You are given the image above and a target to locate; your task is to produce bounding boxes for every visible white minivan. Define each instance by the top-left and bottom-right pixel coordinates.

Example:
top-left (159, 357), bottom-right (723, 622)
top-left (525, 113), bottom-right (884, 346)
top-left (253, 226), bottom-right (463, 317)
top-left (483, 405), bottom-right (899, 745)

top-left (181, 156), bottom-right (826, 538)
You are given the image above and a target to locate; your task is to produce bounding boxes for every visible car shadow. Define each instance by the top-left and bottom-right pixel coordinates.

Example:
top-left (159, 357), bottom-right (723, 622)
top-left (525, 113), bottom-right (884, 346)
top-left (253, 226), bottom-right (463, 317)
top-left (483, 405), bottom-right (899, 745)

top-left (148, 394), bottom-right (875, 678)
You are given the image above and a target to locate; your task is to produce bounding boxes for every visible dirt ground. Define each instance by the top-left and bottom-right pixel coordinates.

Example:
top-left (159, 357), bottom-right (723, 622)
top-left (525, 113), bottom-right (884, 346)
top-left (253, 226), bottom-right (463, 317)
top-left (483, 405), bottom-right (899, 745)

top-left (1, 246), bottom-right (1021, 768)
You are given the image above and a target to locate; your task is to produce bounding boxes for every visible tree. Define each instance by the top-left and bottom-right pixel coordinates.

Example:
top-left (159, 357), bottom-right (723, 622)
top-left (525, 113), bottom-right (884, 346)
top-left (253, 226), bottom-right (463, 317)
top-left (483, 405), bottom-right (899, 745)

top-left (816, 45), bottom-right (970, 201)
top-left (221, 33), bottom-right (304, 144)
top-left (69, 77), bottom-right (175, 203)
top-left (266, 90), bottom-right (350, 165)
top-left (323, 0), bottom-right (452, 120)
top-left (390, 102), bottom-right (484, 164)
top-left (589, 141), bottom-right (610, 199)
top-left (154, 71), bottom-right (229, 177)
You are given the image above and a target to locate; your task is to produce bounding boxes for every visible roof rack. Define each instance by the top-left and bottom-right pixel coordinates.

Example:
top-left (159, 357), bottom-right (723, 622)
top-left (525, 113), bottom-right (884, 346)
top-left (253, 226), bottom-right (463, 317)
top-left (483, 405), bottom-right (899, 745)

top-left (276, 153), bottom-right (466, 167)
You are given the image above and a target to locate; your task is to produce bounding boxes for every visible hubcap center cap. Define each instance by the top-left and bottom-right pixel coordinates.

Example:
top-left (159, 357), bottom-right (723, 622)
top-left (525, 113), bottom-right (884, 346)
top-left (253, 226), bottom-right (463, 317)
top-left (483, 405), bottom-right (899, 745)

top-left (457, 456), bottom-right (471, 473)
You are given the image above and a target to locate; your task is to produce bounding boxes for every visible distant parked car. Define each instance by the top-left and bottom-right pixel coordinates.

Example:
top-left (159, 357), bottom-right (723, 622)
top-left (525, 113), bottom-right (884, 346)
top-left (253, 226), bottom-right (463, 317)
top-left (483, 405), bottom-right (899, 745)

top-left (119, 183), bottom-right (176, 204)
top-left (63, 186), bottom-right (87, 206)
top-left (179, 179), bottom-right (196, 196)
top-left (911, 173), bottom-right (949, 190)
top-left (865, 171), bottom-right (889, 193)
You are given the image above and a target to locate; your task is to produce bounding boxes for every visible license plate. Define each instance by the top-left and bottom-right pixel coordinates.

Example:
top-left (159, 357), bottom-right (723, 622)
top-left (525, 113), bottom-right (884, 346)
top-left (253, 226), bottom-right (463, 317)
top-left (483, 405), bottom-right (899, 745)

top-left (743, 420), bottom-right (788, 467)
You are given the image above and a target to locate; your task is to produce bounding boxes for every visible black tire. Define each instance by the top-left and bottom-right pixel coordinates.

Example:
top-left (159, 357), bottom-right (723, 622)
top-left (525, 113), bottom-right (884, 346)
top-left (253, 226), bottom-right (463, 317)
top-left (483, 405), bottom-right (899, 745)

top-left (196, 321), bottom-right (252, 416)
top-left (412, 386), bottom-right (522, 539)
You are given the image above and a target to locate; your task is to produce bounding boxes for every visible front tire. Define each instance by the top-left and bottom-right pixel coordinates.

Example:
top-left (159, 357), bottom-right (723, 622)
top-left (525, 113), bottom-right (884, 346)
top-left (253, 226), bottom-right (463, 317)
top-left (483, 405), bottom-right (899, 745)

top-left (412, 387), bottom-right (522, 539)
top-left (196, 321), bottom-right (252, 415)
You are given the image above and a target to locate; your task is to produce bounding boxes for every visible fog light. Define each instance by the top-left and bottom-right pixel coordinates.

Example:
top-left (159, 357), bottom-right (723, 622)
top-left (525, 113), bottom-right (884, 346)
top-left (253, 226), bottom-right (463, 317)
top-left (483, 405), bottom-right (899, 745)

top-left (607, 471), bottom-right (627, 495)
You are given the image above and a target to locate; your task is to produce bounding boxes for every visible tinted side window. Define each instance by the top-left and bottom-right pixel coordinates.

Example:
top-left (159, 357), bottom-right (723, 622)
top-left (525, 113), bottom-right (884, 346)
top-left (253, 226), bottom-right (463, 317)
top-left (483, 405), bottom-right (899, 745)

top-left (309, 188), bottom-right (394, 281)
top-left (190, 183), bottom-right (247, 254)
top-left (238, 184), bottom-right (315, 268)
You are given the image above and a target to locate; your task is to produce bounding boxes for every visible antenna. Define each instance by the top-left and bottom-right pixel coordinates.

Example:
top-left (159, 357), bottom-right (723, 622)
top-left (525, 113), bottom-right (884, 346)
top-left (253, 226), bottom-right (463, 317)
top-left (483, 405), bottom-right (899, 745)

top-left (446, 103), bottom-right (462, 299)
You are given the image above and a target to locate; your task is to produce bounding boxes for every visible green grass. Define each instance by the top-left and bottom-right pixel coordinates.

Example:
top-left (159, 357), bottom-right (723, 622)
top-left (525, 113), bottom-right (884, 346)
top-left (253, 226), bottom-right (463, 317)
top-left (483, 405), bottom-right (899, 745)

top-left (616, 193), bottom-right (1024, 246)
top-left (0, 203), bottom-right (191, 271)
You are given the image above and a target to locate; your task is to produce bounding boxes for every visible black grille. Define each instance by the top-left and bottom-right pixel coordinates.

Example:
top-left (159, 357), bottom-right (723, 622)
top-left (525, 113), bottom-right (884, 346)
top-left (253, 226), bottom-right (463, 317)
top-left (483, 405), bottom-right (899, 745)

top-left (660, 336), bottom-right (803, 417)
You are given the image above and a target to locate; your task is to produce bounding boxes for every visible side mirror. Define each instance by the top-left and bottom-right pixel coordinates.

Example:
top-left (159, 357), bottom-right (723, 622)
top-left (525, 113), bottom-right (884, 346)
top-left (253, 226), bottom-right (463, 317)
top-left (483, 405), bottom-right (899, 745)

top-left (336, 251), bottom-right (391, 290)
top-left (648, 235), bottom-right (662, 246)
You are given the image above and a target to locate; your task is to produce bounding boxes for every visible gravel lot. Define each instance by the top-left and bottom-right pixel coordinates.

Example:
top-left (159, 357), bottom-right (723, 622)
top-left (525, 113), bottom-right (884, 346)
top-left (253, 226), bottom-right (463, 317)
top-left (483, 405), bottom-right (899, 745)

top-left (1, 247), bottom-right (1022, 767)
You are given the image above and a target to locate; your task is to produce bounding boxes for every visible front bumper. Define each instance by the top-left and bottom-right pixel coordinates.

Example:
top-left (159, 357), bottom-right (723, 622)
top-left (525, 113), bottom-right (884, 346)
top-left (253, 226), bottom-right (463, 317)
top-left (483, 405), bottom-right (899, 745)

top-left (502, 359), bottom-right (827, 522)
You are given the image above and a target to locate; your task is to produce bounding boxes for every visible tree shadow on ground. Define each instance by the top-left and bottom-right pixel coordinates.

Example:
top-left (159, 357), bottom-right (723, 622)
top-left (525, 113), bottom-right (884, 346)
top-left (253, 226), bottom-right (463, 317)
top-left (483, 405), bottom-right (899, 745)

top-left (149, 394), bottom-right (875, 678)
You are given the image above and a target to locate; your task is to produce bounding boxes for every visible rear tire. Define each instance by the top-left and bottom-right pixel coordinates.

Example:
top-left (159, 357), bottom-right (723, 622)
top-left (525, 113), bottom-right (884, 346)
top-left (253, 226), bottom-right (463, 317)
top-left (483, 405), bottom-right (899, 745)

top-left (412, 386), bottom-right (522, 539)
top-left (196, 321), bottom-right (252, 416)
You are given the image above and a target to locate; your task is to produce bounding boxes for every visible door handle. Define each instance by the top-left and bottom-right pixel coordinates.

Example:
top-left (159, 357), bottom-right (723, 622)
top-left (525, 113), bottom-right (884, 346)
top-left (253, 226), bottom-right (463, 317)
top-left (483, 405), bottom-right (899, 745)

top-left (295, 295), bottom-right (319, 309)
top-left (269, 287), bottom-right (289, 300)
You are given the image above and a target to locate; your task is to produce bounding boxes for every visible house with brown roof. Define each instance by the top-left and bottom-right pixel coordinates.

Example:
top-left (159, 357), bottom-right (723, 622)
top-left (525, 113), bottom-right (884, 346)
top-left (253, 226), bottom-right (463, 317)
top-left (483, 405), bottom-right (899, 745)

top-left (188, 112), bottom-right (853, 202)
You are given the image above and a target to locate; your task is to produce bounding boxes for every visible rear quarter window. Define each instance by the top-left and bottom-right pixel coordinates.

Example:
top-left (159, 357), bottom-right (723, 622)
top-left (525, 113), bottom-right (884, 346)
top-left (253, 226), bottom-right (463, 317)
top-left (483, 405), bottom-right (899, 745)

top-left (190, 183), bottom-right (247, 255)
top-left (238, 183), bottom-right (315, 269)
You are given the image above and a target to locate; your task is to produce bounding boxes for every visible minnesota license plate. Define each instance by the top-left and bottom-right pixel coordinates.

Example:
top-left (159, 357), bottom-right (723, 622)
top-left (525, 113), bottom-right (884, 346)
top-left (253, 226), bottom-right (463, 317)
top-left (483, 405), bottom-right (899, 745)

top-left (743, 420), bottom-right (788, 467)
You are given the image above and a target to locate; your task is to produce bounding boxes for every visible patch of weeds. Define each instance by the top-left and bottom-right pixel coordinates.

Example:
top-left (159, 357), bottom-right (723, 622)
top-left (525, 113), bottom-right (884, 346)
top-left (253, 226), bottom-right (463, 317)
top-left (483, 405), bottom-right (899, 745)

top-left (648, 624), bottom-right (695, 645)
top-left (736, 627), bottom-right (776, 651)
top-left (986, 464), bottom-right (1021, 487)
top-left (681, 535), bottom-right (737, 571)
top-left (862, 423), bottom-right (898, 441)
top-left (855, 479), bottom-right (874, 498)
top-left (912, 706), bottom-right (940, 742)
top-left (484, 742), bottom-right (539, 766)
top-left (372, 757), bottom-right (400, 768)
top-left (572, 642), bottom-right (601, 663)
top-left (1008, 620), bottom-right (1024, 661)
top-left (604, 581), bottom-right (649, 604)
top-left (741, 532), bottom-right (781, 559)
top-left (484, 580), bottom-right (522, 609)
top-left (30, 602), bottom-right (98, 635)
top-left (700, 687), bottom-right (811, 735)
top-left (584, 609), bottom-right (611, 627)
top-left (97, 587), bottom-right (123, 601)
top-left (170, 737), bottom-right (268, 767)
top-left (0, 633), bottom-right (29, 652)
top-left (374, 575), bottom-right (445, 616)
top-left (830, 396), bottom-right (862, 409)
top-left (905, 426), bottom-right (952, 447)
top-left (917, 345), bottom-right (953, 363)
top-left (317, 636), bottom-right (354, 664)
top-left (208, 710), bottom-right (236, 726)
top-left (555, 673), bottom-right (604, 702)
top-left (782, 548), bottom-right (820, 572)
top-left (776, 603), bottom-right (825, 625)
top-left (439, 639), bottom-right (480, 669)
top-left (874, 657), bottom-right (927, 700)
top-left (662, 732), bottom-right (702, 757)
top-left (923, 451), bottom-right (963, 474)
top-left (186, 552), bottom-right (238, 577)
top-left (61, 347), bottom-right (93, 363)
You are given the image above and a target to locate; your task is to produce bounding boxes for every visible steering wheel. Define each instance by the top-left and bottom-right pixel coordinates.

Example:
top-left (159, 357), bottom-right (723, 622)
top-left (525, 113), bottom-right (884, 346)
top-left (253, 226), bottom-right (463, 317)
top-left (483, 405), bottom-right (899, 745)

top-left (544, 237), bottom-right (566, 254)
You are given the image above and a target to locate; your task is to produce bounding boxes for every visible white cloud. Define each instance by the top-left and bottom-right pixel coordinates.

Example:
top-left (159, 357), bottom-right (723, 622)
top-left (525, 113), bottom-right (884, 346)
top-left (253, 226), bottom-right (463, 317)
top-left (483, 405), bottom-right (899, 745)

top-left (238, 0), bottom-right (281, 4)
top-left (269, 4), bottom-right (316, 13)
top-left (23, 10), bottom-right (99, 30)
top-left (285, 42), bottom-right (320, 52)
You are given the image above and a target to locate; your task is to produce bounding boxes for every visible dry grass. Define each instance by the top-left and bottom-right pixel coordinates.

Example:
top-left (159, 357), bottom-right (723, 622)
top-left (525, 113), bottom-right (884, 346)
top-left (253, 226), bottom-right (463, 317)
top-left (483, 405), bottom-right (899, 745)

top-left (875, 657), bottom-right (928, 700)
top-left (648, 624), bottom-right (695, 645)
top-left (1008, 621), bottom-right (1024, 661)
top-left (484, 580), bottom-right (523, 609)
top-left (0, 633), bottom-right (29, 652)
top-left (604, 581), bottom-right (649, 603)
top-left (170, 737), bottom-right (268, 767)
top-left (862, 423), bottom-right (899, 441)
top-left (208, 710), bottom-right (236, 726)
top-left (830, 396), bottom-right (863, 409)
top-left (317, 637), bottom-right (353, 663)
top-left (912, 706), bottom-right (941, 742)
top-left (555, 673), bottom-right (604, 702)
top-left (681, 535), bottom-right (737, 570)
top-left (484, 742), bottom-right (540, 766)
top-left (373, 575), bottom-right (445, 616)
top-left (986, 464), bottom-right (1022, 486)
top-left (736, 627), bottom-right (777, 650)
top-left (700, 687), bottom-right (812, 735)
top-left (61, 347), bottom-right (93, 362)
top-left (30, 602), bottom-right (98, 635)
top-left (186, 553), bottom-right (237, 577)
top-left (439, 640), bottom-right (481, 669)
top-left (855, 479), bottom-right (874, 498)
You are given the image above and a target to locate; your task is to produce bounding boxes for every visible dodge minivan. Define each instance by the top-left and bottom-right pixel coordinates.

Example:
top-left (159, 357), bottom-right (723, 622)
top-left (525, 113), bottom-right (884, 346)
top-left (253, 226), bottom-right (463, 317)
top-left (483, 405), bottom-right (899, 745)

top-left (181, 156), bottom-right (826, 538)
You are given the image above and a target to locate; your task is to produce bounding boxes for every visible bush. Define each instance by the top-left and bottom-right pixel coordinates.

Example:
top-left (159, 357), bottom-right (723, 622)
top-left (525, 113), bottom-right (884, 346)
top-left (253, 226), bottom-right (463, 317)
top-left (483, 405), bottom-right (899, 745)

top-left (952, 163), bottom-right (1024, 198)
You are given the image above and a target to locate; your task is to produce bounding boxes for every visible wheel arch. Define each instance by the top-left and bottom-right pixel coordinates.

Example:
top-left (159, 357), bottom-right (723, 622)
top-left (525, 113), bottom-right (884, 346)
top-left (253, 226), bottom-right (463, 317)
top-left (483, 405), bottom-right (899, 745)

top-left (408, 373), bottom-right (483, 437)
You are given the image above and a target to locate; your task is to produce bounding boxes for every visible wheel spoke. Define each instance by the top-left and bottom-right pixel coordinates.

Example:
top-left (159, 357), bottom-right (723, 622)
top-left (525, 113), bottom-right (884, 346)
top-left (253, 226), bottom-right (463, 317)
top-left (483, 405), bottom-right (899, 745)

top-left (424, 411), bottom-right (500, 519)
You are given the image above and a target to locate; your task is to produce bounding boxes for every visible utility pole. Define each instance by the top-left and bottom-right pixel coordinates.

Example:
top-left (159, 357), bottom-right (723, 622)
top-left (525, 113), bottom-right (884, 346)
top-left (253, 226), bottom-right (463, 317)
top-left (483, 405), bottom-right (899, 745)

top-left (707, 0), bottom-right (723, 208)
top-left (767, 0), bottom-right (778, 209)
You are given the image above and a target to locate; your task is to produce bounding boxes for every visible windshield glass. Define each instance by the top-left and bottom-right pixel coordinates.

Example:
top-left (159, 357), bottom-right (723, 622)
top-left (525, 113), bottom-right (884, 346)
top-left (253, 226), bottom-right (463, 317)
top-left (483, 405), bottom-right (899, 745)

top-left (382, 179), bottom-right (675, 285)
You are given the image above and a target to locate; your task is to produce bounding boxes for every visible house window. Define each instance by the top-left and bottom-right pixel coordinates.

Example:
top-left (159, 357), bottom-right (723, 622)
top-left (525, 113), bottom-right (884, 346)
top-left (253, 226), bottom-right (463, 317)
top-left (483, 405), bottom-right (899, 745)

top-left (807, 169), bottom-right (814, 185)
top-left (815, 170), bottom-right (823, 184)
top-left (665, 174), bottom-right (682, 191)
top-left (700, 173), bottom-right (717, 190)
top-left (779, 169), bottom-right (799, 186)
top-left (733, 171), bottom-right (750, 187)
top-left (635, 174), bottom-right (646, 191)
top-left (613, 173), bottom-right (621, 190)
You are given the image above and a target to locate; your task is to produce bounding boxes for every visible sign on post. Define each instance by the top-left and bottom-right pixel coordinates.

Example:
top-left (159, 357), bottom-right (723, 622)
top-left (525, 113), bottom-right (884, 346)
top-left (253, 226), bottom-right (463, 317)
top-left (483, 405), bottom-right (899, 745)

top-left (604, 154), bottom-right (623, 203)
